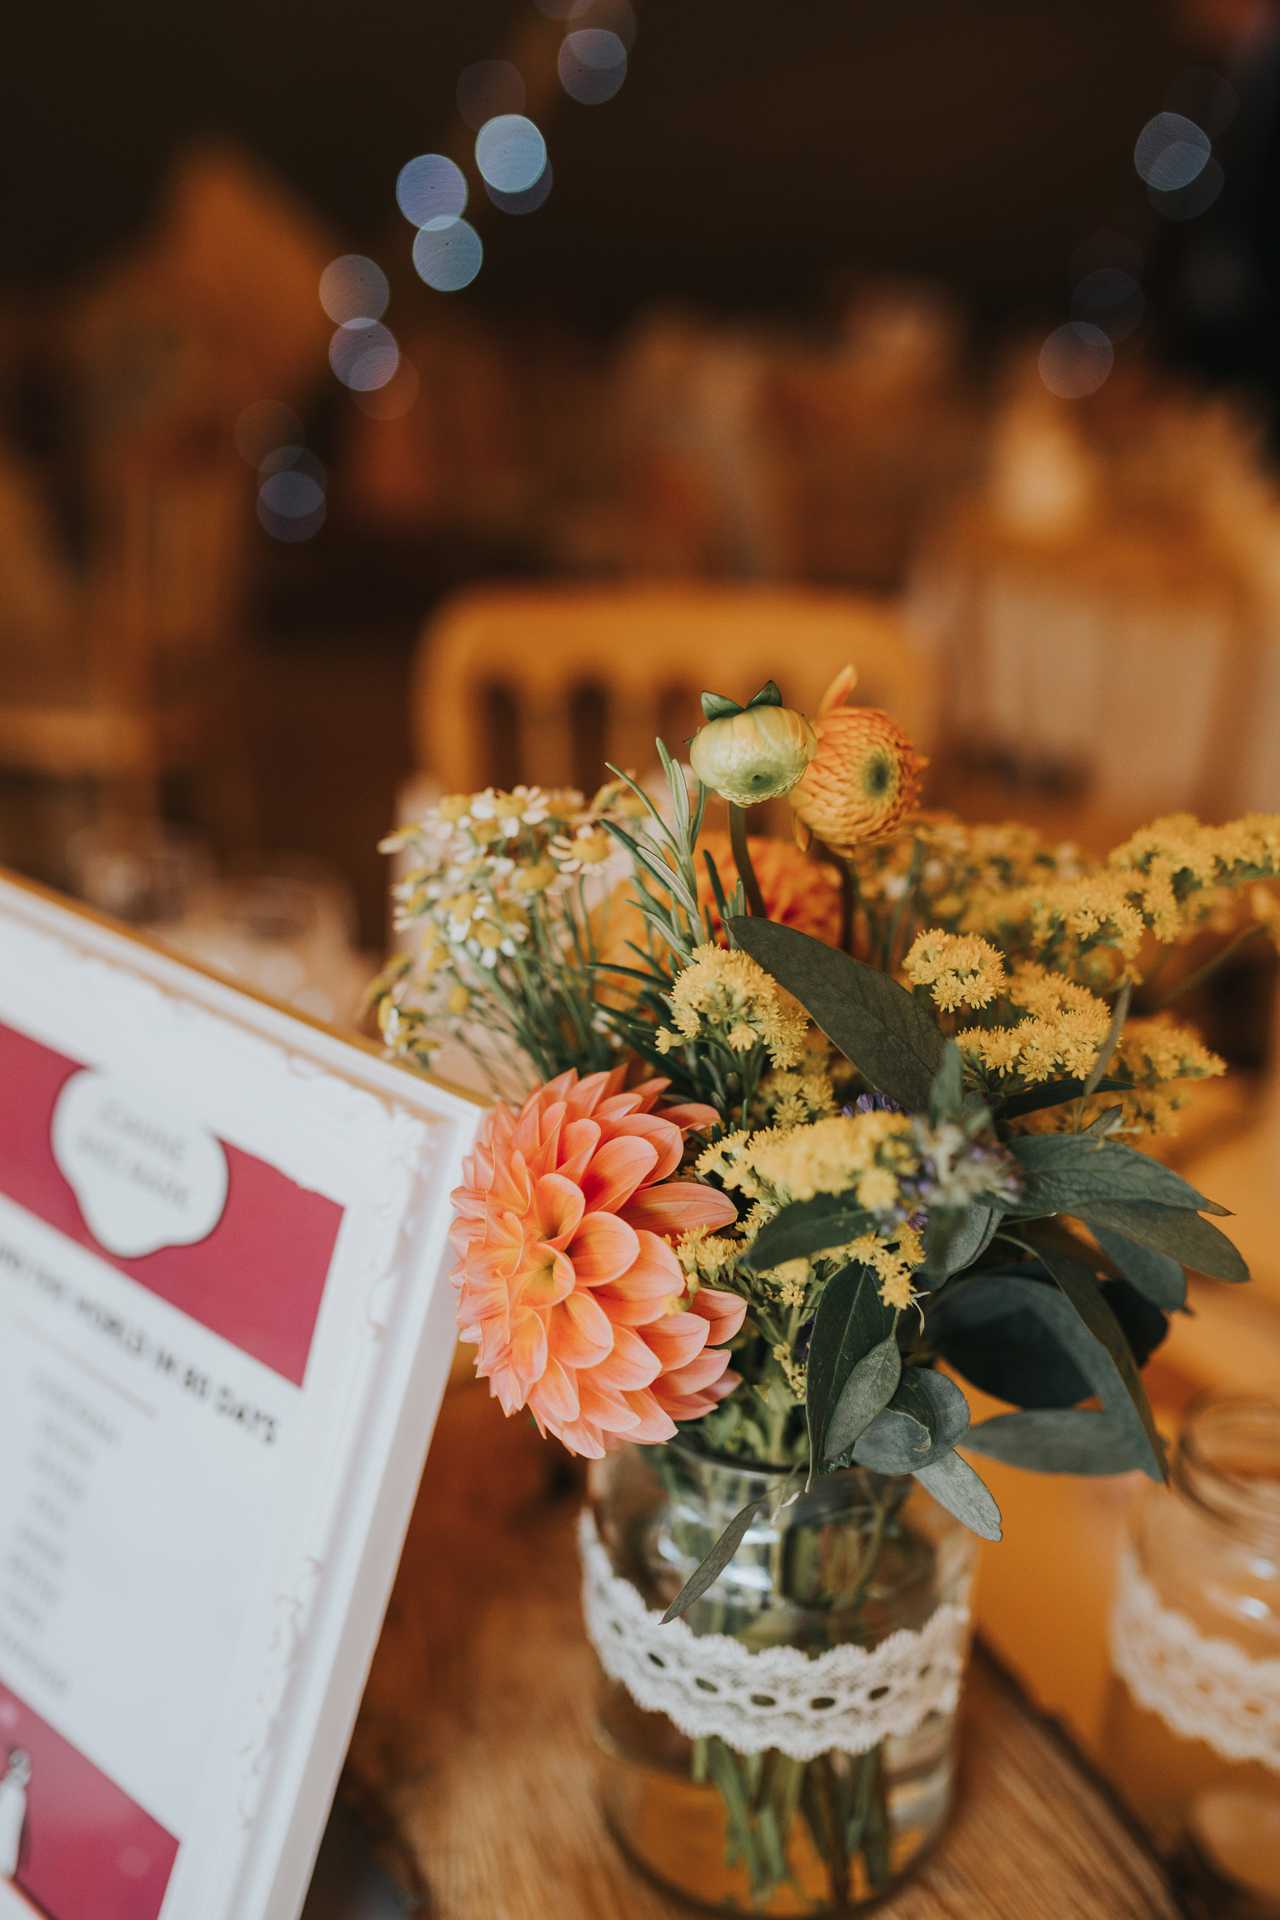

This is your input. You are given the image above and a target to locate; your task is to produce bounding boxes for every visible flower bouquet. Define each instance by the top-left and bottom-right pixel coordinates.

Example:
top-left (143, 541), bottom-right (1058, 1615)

top-left (376, 668), bottom-right (1278, 1913)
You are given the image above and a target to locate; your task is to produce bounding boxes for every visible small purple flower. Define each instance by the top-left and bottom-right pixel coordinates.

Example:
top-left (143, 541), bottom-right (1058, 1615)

top-left (794, 1313), bottom-right (816, 1365)
top-left (844, 1092), bottom-right (902, 1117)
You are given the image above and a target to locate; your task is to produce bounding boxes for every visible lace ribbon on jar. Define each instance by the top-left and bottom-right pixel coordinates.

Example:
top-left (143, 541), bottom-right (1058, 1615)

top-left (1110, 1550), bottom-right (1280, 1773)
top-left (580, 1511), bottom-right (972, 1762)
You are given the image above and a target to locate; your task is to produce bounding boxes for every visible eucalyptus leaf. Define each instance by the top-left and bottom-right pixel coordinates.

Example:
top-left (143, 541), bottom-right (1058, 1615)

top-left (1082, 978), bottom-right (1131, 1097)
top-left (1072, 1200), bottom-right (1249, 1285)
top-left (1009, 1136), bottom-right (1230, 1216)
top-left (913, 1450), bottom-right (1002, 1541)
top-left (996, 1078), bottom-right (1130, 1123)
top-left (852, 1367), bottom-right (970, 1472)
top-left (928, 1275), bottom-right (1091, 1407)
top-left (1090, 1224), bottom-right (1186, 1311)
top-left (1034, 1245), bottom-right (1166, 1481)
top-left (748, 1195), bottom-right (875, 1270)
top-left (726, 918), bottom-right (946, 1110)
top-left (929, 1042), bottom-right (964, 1126)
top-left (922, 1201), bottom-right (997, 1283)
top-left (965, 1407), bottom-right (1139, 1475)
top-left (661, 1497), bottom-right (765, 1622)
top-left (822, 1336), bottom-right (901, 1461)
top-left (804, 1264), bottom-right (896, 1488)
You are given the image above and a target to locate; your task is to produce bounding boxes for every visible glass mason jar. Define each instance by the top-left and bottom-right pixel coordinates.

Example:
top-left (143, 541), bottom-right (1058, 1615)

top-left (586, 1438), bottom-right (976, 1916)
top-left (1104, 1394), bottom-right (1280, 1912)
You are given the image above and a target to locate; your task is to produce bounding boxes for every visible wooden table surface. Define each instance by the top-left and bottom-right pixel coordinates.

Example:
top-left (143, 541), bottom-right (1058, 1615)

top-left (345, 1384), bottom-right (1180, 1920)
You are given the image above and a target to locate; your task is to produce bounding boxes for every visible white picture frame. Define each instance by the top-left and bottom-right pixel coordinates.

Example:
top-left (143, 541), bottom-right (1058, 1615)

top-left (0, 868), bottom-right (486, 1920)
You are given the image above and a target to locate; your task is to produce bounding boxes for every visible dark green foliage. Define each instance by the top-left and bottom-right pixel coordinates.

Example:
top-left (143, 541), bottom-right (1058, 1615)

top-left (726, 918), bottom-right (945, 1110)
top-left (803, 1264), bottom-right (896, 1487)
top-left (851, 1367), bottom-right (971, 1472)
top-left (965, 1407), bottom-right (1139, 1474)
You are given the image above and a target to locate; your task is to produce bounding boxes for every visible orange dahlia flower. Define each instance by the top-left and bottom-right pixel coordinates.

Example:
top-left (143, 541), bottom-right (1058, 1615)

top-left (694, 831), bottom-right (842, 945)
top-left (450, 1066), bottom-right (746, 1457)
top-left (789, 665), bottom-right (927, 854)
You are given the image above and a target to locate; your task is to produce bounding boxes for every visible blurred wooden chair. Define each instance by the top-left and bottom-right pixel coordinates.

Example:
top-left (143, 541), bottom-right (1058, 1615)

top-left (411, 581), bottom-right (938, 797)
top-left (0, 436), bottom-right (253, 844)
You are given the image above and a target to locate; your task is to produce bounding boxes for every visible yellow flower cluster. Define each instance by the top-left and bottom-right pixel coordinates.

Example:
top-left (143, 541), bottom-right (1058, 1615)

top-left (675, 1228), bottom-right (744, 1288)
top-left (846, 1223), bottom-right (925, 1311)
top-left (751, 1062), bottom-right (838, 1131)
top-left (741, 1111), bottom-right (919, 1210)
top-left (956, 963), bottom-right (1112, 1087)
top-left (903, 931), bottom-right (1007, 1011)
top-left (657, 946), bottom-right (809, 1069)
top-left (1014, 1014), bottom-right (1225, 1136)
top-left (1107, 813), bottom-right (1280, 944)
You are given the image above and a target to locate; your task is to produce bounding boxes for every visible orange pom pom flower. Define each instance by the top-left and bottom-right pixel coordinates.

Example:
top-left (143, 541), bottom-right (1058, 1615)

top-left (450, 1067), bottom-right (746, 1457)
top-left (789, 666), bottom-right (926, 854)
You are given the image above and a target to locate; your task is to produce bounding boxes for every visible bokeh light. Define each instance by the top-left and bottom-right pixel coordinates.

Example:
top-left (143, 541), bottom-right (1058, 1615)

top-left (412, 218), bottom-right (483, 291)
top-left (486, 161), bottom-right (553, 214)
top-left (234, 401), bottom-right (304, 468)
top-left (1149, 156), bottom-right (1225, 221)
top-left (457, 60), bottom-right (526, 131)
top-left (1134, 112), bottom-right (1211, 191)
top-left (329, 320), bottom-right (400, 391)
top-left (1039, 322), bottom-right (1113, 399)
top-left (558, 29), bottom-right (627, 105)
top-left (1069, 230), bottom-right (1143, 288)
top-left (1071, 268), bottom-right (1144, 342)
top-left (259, 446), bottom-right (327, 486)
top-left (1165, 66), bottom-right (1239, 138)
top-left (396, 154), bottom-right (468, 227)
top-left (475, 115), bottom-right (547, 194)
top-left (258, 471), bottom-right (326, 543)
top-left (352, 358), bottom-right (420, 421)
top-left (589, 0), bottom-right (637, 50)
top-left (319, 255), bottom-right (389, 325)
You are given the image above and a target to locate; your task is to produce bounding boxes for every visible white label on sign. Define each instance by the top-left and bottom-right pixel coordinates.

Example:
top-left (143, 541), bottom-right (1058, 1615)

top-left (51, 1071), bottom-right (229, 1258)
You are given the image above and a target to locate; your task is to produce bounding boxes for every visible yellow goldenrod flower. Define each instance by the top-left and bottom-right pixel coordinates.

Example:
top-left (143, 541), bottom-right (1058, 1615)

top-left (667, 946), bottom-right (809, 1068)
top-left (447, 984), bottom-right (471, 1015)
top-left (904, 930), bottom-right (1007, 1011)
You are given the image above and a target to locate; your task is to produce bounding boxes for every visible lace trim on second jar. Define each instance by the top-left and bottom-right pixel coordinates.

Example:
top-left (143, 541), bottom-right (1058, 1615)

top-left (580, 1510), bottom-right (972, 1763)
top-left (1110, 1549), bottom-right (1280, 1773)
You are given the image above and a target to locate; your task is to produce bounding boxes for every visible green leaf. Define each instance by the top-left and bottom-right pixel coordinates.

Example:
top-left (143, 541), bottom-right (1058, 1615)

top-left (804, 1264), bottom-right (895, 1489)
top-left (1072, 1199), bottom-right (1249, 1284)
top-left (822, 1336), bottom-right (901, 1461)
top-left (965, 1407), bottom-right (1142, 1475)
top-left (928, 1273), bottom-right (1092, 1407)
top-left (1033, 1244), bottom-right (1166, 1481)
top-left (661, 1497), bottom-right (766, 1622)
top-left (929, 1041), bottom-right (964, 1126)
top-left (852, 1367), bottom-right (970, 1472)
top-left (914, 1450), bottom-right (1002, 1541)
top-left (700, 691), bottom-right (744, 721)
top-left (1082, 978), bottom-right (1131, 1097)
top-left (746, 680), bottom-right (784, 709)
top-left (1009, 1136), bottom-right (1231, 1216)
top-left (726, 919), bottom-right (946, 1110)
top-left (1090, 1224), bottom-right (1186, 1311)
top-left (747, 1195), bottom-right (875, 1269)
top-left (996, 1077), bottom-right (1130, 1122)
top-left (921, 1201), bottom-right (997, 1284)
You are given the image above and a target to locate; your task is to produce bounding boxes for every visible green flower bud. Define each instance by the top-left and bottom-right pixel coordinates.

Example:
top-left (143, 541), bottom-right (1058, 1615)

top-left (690, 702), bottom-right (817, 806)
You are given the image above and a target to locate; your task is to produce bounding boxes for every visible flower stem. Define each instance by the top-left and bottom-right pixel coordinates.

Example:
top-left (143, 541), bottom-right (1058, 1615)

top-left (729, 804), bottom-right (769, 917)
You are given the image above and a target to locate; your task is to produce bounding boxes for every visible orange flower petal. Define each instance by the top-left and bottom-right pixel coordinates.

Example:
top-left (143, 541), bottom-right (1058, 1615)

top-left (621, 1183), bottom-right (739, 1237)
top-left (548, 1288), bottom-right (615, 1369)
top-left (579, 1133), bottom-right (659, 1214)
top-left (567, 1210), bottom-right (640, 1285)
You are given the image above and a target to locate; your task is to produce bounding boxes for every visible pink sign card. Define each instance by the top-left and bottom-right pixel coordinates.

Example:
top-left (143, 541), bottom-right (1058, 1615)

top-left (0, 871), bottom-right (485, 1920)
